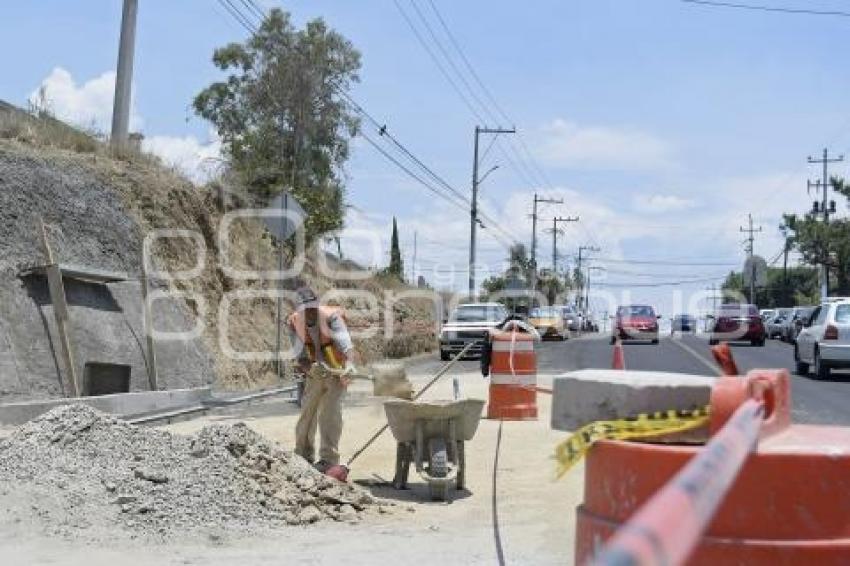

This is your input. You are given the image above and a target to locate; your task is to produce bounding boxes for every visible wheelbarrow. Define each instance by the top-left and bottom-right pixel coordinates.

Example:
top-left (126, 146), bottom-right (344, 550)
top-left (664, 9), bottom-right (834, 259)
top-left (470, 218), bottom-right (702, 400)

top-left (383, 398), bottom-right (486, 501)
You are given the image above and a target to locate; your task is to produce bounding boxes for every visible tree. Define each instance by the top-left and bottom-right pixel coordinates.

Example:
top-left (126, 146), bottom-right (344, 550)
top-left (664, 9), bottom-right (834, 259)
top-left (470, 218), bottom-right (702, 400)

top-left (481, 243), bottom-right (570, 305)
top-left (387, 217), bottom-right (404, 279)
top-left (781, 176), bottom-right (850, 297)
top-left (194, 9), bottom-right (361, 239)
top-left (721, 266), bottom-right (818, 307)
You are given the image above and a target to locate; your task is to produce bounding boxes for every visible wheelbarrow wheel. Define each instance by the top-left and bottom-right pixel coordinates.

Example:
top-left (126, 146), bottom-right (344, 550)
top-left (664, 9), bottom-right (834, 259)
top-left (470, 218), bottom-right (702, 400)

top-left (428, 437), bottom-right (448, 478)
top-left (428, 438), bottom-right (449, 501)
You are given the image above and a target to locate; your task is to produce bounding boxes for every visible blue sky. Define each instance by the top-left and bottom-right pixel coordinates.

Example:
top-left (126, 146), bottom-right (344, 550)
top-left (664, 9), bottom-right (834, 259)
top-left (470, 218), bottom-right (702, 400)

top-left (4, 0), bottom-right (850, 315)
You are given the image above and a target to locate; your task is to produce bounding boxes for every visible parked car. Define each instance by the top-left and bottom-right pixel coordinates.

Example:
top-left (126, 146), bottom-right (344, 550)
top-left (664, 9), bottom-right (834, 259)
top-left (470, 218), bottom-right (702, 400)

top-left (439, 303), bottom-right (508, 360)
top-left (785, 306), bottom-right (816, 344)
top-left (794, 299), bottom-right (850, 379)
top-left (671, 314), bottom-right (696, 334)
top-left (766, 308), bottom-right (791, 339)
top-left (708, 304), bottom-right (765, 346)
top-left (611, 305), bottom-right (660, 344)
top-left (759, 309), bottom-right (775, 322)
top-left (559, 305), bottom-right (581, 332)
top-left (528, 306), bottom-right (568, 341)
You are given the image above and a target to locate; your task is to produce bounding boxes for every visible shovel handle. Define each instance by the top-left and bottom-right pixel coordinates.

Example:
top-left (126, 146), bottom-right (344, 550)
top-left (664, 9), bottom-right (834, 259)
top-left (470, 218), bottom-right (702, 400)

top-left (346, 341), bottom-right (476, 467)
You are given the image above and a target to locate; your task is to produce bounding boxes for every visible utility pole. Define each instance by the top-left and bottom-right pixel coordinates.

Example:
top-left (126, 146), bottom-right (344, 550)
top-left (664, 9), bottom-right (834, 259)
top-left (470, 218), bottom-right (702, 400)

top-left (546, 216), bottom-right (580, 272)
top-left (808, 148), bottom-right (844, 300)
top-left (705, 284), bottom-right (720, 331)
top-left (586, 266), bottom-right (605, 317)
top-left (575, 245), bottom-right (600, 312)
top-left (739, 213), bottom-right (763, 304)
top-left (530, 193), bottom-right (564, 296)
top-left (111, 0), bottom-right (139, 150)
top-left (469, 125), bottom-right (515, 299)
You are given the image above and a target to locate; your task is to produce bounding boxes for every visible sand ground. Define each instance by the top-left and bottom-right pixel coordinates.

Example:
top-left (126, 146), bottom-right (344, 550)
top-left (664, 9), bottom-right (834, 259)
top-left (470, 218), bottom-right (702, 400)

top-left (0, 358), bottom-right (584, 565)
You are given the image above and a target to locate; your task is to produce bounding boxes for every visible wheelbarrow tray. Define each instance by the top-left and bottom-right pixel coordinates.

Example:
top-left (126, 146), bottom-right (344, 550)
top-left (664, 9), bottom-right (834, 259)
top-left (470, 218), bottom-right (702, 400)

top-left (383, 398), bottom-right (486, 443)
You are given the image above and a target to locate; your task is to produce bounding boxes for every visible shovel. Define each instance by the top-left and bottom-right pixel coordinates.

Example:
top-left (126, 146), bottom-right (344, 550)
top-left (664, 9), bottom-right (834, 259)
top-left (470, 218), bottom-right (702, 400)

top-left (325, 342), bottom-right (476, 482)
top-left (316, 361), bottom-right (415, 399)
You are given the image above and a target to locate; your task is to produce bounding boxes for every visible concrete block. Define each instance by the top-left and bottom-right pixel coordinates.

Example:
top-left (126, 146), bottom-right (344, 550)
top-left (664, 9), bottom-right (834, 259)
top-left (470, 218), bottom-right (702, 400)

top-left (0, 387), bottom-right (212, 426)
top-left (551, 369), bottom-right (716, 432)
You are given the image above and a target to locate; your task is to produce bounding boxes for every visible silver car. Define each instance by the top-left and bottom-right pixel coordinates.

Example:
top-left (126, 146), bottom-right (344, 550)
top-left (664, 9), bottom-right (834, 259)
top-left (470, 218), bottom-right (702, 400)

top-left (795, 299), bottom-right (850, 379)
top-left (766, 308), bottom-right (791, 339)
top-left (559, 305), bottom-right (581, 332)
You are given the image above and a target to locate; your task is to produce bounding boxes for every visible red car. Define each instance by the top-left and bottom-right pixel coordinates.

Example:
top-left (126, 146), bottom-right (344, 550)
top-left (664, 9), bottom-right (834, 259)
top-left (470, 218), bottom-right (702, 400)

top-left (611, 304), bottom-right (660, 344)
top-left (708, 304), bottom-right (765, 347)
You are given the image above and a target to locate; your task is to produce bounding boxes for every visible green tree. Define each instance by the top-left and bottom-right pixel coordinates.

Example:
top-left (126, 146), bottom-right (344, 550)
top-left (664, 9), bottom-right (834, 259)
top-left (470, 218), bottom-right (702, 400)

top-left (193, 9), bottom-right (361, 239)
top-left (721, 266), bottom-right (818, 307)
top-left (387, 217), bottom-right (404, 279)
top-left (781, 177), bottom-right (850, 297)
top-left (481, 243), bottom-right (570, 305)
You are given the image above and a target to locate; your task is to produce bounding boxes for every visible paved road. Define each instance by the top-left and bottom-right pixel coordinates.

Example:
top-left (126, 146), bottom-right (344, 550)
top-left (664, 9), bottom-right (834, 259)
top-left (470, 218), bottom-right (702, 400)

top-left (428, 333), bottom-right (850, 426)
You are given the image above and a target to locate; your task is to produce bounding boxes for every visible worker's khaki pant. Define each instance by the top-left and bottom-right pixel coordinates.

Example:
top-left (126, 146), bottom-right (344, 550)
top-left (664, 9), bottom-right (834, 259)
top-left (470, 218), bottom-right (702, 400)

top-left (295, 372), bottom-right (345, 465)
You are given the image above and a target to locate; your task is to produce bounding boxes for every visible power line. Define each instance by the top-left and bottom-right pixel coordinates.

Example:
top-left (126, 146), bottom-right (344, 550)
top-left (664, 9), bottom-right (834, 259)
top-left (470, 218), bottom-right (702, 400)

top-left (409, 0), bottom-right (498, 124)
top-left (237, 0), bottom-right (266, 20)
top-left (216, 0), bottom-right (256, 32)
top-left (393, 0), bottom-right (488, 123)
top-left (359, 131), bottom-right (468, 211)
top-left (595, 257), bottom-right (739, 266)
top-left (681, 0), bottom-right (850, 18)
top-left (594, 275), bottom-right (729, 288)
top-left (397, 1), bottom-right (562, 200)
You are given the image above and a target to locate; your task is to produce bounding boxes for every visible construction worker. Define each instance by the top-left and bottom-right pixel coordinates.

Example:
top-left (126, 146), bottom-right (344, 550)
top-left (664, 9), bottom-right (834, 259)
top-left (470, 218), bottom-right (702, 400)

top-left (288, 287), bottom-right (359, 472)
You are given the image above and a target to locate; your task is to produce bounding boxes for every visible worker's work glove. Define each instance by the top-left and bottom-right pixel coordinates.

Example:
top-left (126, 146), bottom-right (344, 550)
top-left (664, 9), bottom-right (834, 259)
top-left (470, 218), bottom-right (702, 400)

top-left (339, 360), bottom-right (357, 387)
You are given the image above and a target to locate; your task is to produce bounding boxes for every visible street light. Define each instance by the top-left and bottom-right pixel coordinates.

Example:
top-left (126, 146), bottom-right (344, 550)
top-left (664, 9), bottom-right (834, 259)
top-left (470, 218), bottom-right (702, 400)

top-left (477, 164), bottom-right (499, 187)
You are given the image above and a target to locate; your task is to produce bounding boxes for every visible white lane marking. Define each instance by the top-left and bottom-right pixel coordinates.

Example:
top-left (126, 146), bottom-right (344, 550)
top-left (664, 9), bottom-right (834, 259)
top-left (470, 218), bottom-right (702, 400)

top-left (669, 337), bottom-right (723, 376)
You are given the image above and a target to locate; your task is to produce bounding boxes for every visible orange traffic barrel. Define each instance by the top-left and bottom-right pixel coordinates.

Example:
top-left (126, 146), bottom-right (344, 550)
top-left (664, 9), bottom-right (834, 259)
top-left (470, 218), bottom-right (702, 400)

top-left (486, 323), bottom-right (537, 420)
top-left (575, 370), bottom-right (850, 565)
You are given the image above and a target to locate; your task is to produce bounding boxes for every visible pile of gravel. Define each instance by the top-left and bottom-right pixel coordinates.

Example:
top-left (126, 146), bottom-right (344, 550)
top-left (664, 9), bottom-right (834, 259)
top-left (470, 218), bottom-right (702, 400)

top-left (0, 404), bottom-right (390, 542)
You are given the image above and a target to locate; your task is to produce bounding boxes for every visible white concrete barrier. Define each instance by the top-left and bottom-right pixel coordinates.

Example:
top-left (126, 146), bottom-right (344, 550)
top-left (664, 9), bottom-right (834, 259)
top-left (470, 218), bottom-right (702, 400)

top-left (0, 387), bottom-right (213, 426)
top-left (551, 369), bottom-right (716, 432)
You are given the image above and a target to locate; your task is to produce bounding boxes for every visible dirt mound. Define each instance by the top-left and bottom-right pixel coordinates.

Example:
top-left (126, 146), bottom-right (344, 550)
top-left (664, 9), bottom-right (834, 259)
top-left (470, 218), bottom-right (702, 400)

top-left (0, 405), bottom-right (390, 542)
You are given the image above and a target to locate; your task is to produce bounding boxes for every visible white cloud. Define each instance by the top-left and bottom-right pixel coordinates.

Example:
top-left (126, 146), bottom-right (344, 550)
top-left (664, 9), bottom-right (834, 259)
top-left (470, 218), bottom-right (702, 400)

top-left (142, 131), bottom-right (222, 184)
top-left (29, 67), bottom-right (221, 184)
top-left (536, 118), bottom-right (673, 171)
top-left (633, 194), bottom-right (696, 213)
top-left (28, 67), bottom-right (142, 134)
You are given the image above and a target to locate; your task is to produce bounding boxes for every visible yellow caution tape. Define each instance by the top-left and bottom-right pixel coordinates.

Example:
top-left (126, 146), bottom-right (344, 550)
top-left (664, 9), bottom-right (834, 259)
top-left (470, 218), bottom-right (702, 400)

top-left (554, 406), bottom-right (711, 479)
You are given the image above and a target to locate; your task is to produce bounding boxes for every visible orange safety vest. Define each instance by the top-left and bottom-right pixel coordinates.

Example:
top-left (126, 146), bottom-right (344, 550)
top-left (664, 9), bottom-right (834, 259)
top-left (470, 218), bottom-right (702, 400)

top-left (287, 306), bottom-right (348, 369)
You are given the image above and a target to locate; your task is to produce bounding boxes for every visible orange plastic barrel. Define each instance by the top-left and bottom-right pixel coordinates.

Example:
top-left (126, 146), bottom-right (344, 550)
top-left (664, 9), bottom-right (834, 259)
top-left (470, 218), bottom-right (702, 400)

top-left (575, 370), bottom-right (850, 565)
top-left (487, 327), bottom-right (537, 420)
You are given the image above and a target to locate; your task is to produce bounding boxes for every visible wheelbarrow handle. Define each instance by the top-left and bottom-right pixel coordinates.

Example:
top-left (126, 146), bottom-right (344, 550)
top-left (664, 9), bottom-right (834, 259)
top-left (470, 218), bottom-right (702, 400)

top-left (345, 341), bottom-right (476, 467)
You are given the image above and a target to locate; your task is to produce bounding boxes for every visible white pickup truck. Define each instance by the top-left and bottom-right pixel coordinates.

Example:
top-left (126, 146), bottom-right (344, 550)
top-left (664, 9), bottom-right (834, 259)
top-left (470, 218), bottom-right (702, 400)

top-left (438, 303), bottom-right (509, 360)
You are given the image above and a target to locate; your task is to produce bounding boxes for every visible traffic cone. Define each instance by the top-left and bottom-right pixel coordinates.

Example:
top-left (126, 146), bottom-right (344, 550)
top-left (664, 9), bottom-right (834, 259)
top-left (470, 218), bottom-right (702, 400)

top-left (711, 342), bottom-right (738, 376)
top-left (612, 338), bottom-right (626, 370)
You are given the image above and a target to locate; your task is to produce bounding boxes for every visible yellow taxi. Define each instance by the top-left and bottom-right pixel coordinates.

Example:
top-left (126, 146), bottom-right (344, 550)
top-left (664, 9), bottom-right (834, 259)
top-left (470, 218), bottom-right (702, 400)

top-left (528, 306), bottom-right (568, 341)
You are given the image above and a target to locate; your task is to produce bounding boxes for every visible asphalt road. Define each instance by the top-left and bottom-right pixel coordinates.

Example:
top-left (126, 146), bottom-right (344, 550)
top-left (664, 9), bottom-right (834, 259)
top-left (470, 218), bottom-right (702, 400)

top-left (437, 333), bottom-right (850, 426)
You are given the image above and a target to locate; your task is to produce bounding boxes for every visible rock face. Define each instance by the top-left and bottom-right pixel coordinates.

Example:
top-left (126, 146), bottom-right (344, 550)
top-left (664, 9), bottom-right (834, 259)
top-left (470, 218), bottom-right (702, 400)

top-left (551, 369), bottom-right (716, 432)
top-left (0, 405), bottom-right (390, 542)
top-left (0, 141), bottom-right (215, 400)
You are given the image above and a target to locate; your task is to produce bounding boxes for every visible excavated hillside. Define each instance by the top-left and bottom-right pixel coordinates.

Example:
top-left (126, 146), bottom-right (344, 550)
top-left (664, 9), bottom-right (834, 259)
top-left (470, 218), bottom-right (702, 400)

top-left (0, 106), bottom-right (436, 400)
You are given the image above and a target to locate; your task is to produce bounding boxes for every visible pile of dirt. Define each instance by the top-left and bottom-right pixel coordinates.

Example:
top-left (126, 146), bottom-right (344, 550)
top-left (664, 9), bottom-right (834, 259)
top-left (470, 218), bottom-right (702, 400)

top-left (0, 405), bottom-right (391, 542)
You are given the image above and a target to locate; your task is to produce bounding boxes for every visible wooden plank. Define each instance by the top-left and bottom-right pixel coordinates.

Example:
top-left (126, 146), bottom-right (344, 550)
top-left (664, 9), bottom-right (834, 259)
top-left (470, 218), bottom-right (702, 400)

top-left (38, 219), bottom-right (80, 397)
top-left (19, 263), bottom-right (128, 283)
top-left (140, 261), bottom-right (158, 391)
